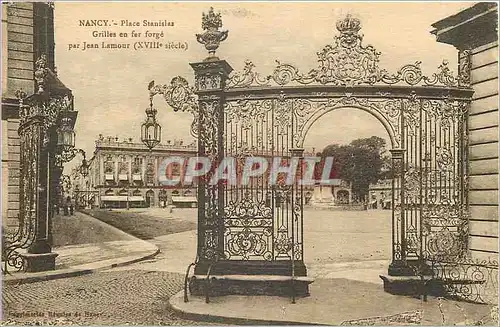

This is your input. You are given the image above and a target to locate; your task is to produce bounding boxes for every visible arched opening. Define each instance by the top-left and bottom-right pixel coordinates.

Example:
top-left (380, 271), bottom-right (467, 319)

top-left (336, 190), bottom-right (350, 204)
top-left (302, 106), bottom-right (393, 283)
top-left (145, 190), bottom-right (155, 207)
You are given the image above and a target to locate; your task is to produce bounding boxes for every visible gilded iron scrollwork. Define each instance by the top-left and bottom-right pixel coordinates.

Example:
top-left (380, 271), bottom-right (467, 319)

top-left (458, 49), bottom-right (472, 87)
top-left (225, 99), bottom-right (272, 131)
top-left (148, 77), bottom-right (198, 112)
top-left (431, 257), bottom-right (498, 304)
top-left (54, 147), bottom-right (85, 167)
top-left (148, 77), bottom-right (199, 138)
top-left (226, 60), bottom-right (271, 88)
top-left (172, 8), bottom-right (479, 285)
top-left (227, 15), bottom-right (464, 89)
top-left (34, 54), bottom-right (49, 94)
top-left (223, 193), bottom-right (273, 260)
top-left (2, 123), bottom-right (39, 273)
top-left (421, 204), bottom-right (469, 261)
top-left (290, 97), bottom-right (402, 149)
top-left (198, 99), bottom-right (220, 161)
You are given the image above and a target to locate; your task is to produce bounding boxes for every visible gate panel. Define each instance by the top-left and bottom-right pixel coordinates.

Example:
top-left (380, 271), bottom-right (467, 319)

top-left (223, 98), bottom-right (302, 262)
top-left (398, 96), bottom-right (469, 268)
top-left (418, 99), bottom-right (469, 262)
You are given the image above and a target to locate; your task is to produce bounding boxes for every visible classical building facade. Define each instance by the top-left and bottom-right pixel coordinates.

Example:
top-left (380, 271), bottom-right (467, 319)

top-left (432, 2), bottom-right (498, 261)
top-left (85, 135), bottom-right (198, 208)
top-left (81, 136), bottom-right (331, 209)
top-left (368, 180), bottom-right (392, 209)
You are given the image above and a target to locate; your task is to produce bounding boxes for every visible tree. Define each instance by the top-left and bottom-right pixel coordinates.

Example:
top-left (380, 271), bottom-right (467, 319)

top-left (349, 145), bottom-right (383, 201)
top-left (321, 137), bottom-right (389, 201)
top-left (350, 136), bottom-right (387, 154)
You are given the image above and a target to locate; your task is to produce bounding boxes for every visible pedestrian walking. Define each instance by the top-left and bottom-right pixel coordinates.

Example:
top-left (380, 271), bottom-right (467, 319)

top-left (65, 196), bottom-right (72, 216)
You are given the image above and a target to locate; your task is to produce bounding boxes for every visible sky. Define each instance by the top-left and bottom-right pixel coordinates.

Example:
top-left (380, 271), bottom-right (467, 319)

top-left (52, 1), bottom-right (475, 168)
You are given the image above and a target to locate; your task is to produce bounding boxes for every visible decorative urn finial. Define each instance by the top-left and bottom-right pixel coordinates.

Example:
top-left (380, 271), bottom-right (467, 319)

top-left (34, 54), bottom-right (49, 94)
top-left (336, 14), bottom-right (362, 47)
top-left (196, 7), bottom-right (228, 60)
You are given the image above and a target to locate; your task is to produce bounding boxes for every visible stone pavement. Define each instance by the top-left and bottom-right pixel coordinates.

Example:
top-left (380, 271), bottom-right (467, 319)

top-left (111, 230), bottom-right (198, 275)
top-left (2, 270), bottom-right (211, 326)
top-left (171, 278), bottom-right (497, 325)
top-left (2, 209), bottom-right (497, 325)
top-left (108, 228), bottom-right (498, 326)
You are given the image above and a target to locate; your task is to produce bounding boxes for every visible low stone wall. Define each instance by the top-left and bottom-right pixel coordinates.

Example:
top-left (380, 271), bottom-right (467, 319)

top-left (305, 204), bottom-right (367, 211)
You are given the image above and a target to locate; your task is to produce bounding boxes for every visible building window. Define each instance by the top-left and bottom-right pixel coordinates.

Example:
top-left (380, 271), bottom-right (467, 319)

top-left (146, 162), bottom-right (155, 185)
top-left (132, 157), bottom-right (142, 175)
top-left (104, 155), bottom-right (115, 186)
top-left (104, 162), bottom-right (113, 174)
top-left (118, 155), bottom-right (129, 183)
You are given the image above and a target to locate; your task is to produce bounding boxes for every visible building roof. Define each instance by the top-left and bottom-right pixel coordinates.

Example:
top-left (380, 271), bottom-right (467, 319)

top-left (95, 135), bottom-right (197, 153)
top-left (431, 2), bottom-right (498, 48)
top-left (47, 69), bottom-right (73, 96)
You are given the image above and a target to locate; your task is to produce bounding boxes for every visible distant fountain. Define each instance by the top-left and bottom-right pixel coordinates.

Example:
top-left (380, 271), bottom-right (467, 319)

top-left (309, 185), bottom-right (335, 207)
top-left (306, 180), bottom-right (364, 210)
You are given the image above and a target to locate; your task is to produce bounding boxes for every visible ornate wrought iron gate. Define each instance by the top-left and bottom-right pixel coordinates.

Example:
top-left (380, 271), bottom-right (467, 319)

top-left (3, 55), bottom-right (77, 274)
top-left (150, 9), bottom-right (474, 296)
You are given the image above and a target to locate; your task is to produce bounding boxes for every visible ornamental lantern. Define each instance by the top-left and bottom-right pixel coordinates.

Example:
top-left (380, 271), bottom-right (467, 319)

top-left (57, 116), bottom-right (75, 150)
top-left (141, 104), bottom-right (162, 150)
top-left (80, 157), bottom-right (89, 177)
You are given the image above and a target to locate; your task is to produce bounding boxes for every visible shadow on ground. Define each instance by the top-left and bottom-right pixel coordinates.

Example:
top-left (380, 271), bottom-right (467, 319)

top-left (81, 209), bottom-right (196, 240)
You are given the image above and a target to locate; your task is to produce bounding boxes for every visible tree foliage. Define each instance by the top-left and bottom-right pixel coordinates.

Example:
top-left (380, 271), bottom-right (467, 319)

top-left (321, 136), bottom-right (390, 201)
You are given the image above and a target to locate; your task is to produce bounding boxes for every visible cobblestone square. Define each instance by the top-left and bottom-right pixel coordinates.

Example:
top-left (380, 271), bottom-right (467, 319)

top-left (3, 208), bottom-right (394, 325)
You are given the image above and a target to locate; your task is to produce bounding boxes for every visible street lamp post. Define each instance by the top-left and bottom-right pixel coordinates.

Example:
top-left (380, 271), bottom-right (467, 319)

top-left (74, 184), bottom-right (80, 208)
top-left (126, 182), bottom-right (130, 210)
top-left (79, 155), bottom-right (90, 209)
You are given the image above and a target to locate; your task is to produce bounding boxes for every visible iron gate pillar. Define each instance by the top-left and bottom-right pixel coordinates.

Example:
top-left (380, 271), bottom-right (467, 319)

top-left (189, 58), bottom-right (233, 292)
top-left (18, 95), bottom-right (59, 272)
